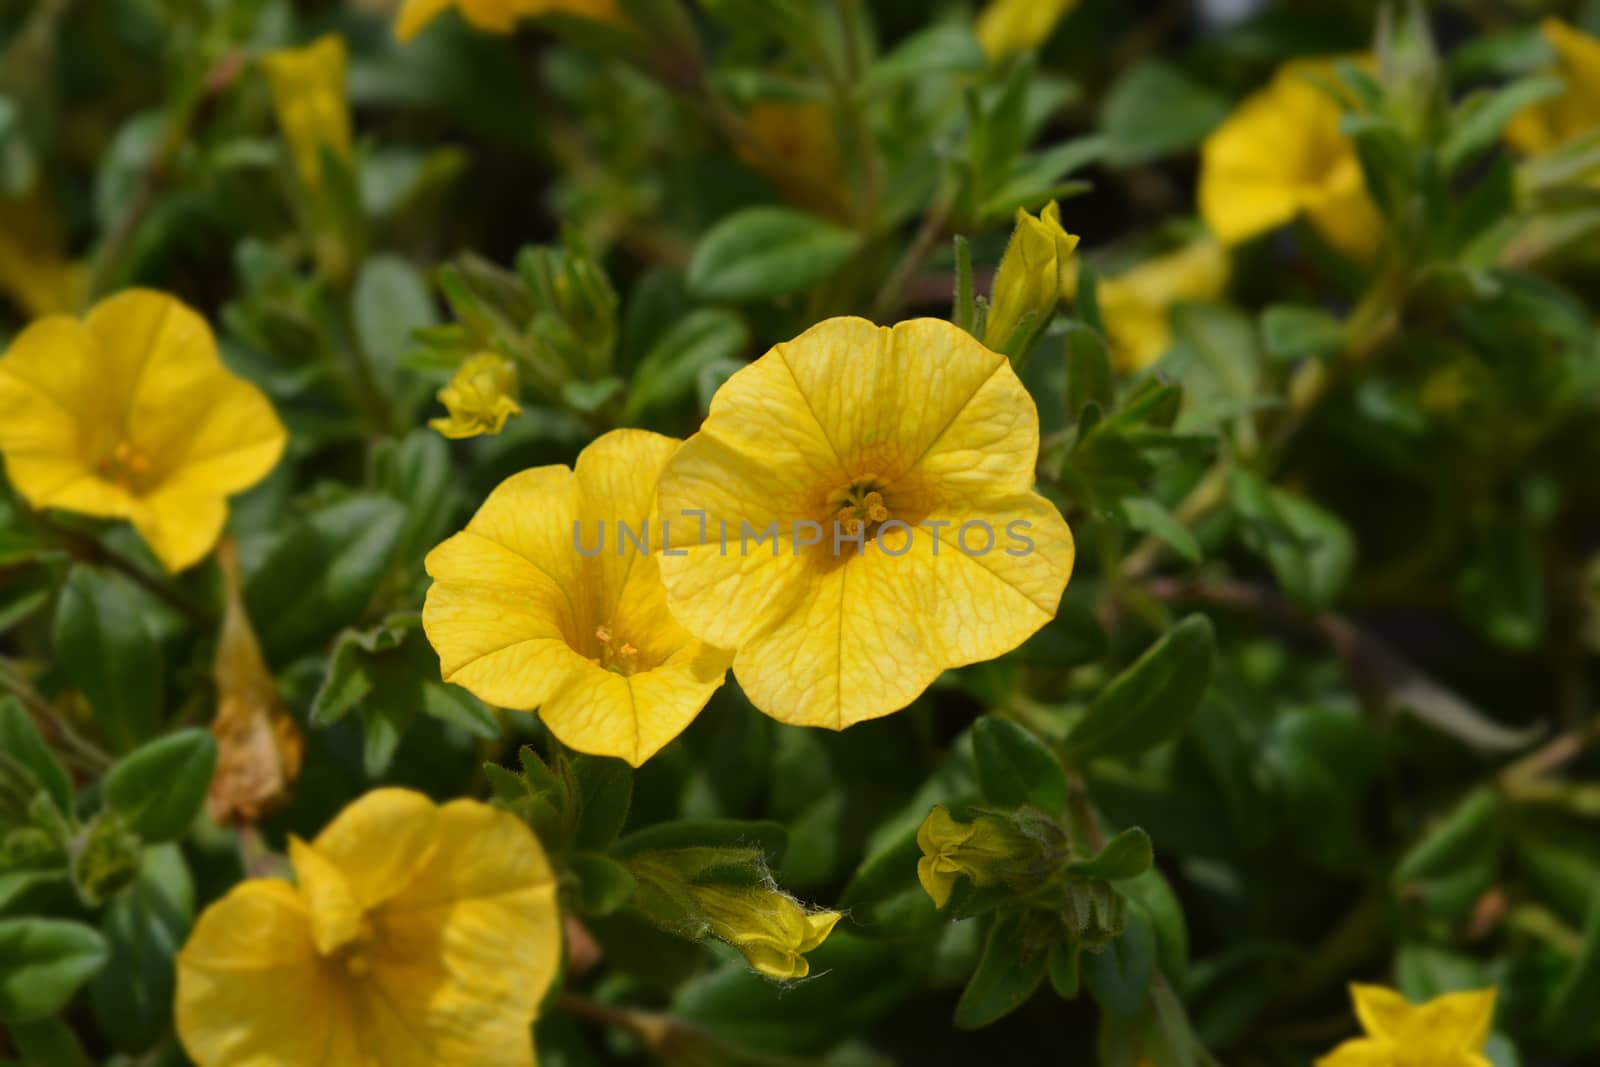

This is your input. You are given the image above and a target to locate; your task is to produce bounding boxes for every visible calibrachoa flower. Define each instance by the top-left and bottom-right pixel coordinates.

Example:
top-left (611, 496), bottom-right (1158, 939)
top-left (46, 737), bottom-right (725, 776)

top-left (0, 289), bottom-right (286, 572)
top-left (689, 883), bottom-right (841, 980)
top-left (423, 429), bottom-right (731, 765)
top-left (976, 0), bottom-right (1079, 60)
top-left (176, 789), bottom-right (560, 1067)
top-left (395, 0), bottom-right (620, 42)
top-left (1318, 985), bottom-right (1497, 1067)
top-left (430, 352), bottom-right (523, 439)
top-left (1199, 59), bottom-right (1383, 261)
top-left (916, 805), bottom-right (1042, 909)
top-left (260, 35), bottom-right (352, 190)
top-left (656, 317), bottom-right (1075, 729)
top-left (1078, 238), bottom-right (1230, 373)
top-left (985, 200), bottom-right (1081, 351)
top-left (1506, 19), bottom-right (1600, 165)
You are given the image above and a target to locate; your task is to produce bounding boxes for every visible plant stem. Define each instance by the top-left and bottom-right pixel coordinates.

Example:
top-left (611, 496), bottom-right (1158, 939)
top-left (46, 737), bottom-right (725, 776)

top-left (872, 191), bottom-right (954, 322)
top-left (0, 658), bottom-right (113, 773)
top-left (30, 511), bottom-right (215, 627)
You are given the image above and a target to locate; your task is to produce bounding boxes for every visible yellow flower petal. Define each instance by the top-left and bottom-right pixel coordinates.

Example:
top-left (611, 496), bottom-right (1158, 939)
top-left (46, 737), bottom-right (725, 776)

top-left (309, 787), bottom-right (441, 910)
top-left (395, 0), bottom-right (456, 41)
top-left (1506, 19), bottom-right (1600, 161)
top-left (1093, 238), bottom-right (1230, 373)
top-left (976, 0), bottom-right (1078, 60)
top-left (398, 0), bottom-right (622, 41)
top-left (424, 430), bottom-right (730, 764)
top-left (0, 289), bottom-right (286, 572)
top-left (1349, 983), bottom-right (1420, 1041)
top-left (362, 799), bottom-right (560, 1065)
top-left (260, 35), bottom-right (352, 189)
top-left (176, 880), bottom-right (357, 1067)
top-left (658, 318), bottom-right (1073, 729)
top-left (430, 353), bottom-right (522, 439)
top-left (1319, 984), bottom-right (1498, 1067)
top-left (288, 836), bottom-right (366, 956)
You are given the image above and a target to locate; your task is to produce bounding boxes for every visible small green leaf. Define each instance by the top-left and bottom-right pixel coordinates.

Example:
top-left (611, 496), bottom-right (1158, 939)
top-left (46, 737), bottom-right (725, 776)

top-left (1229, 470), bottom-right (1355, 611)
top-left (1068, 828), bottom-right (1153, 882)
top-left (1049, 940), bottom-right (1081, 998)
top-left (1065, 616), bottom-right (1216, 762)
top-left (570, 754), bottom-right (633, 851)
top-left (1542, 887), bottom-right (1600, 1051)
top-left (1114, 497), bottom-right (1201, 564)
top-left (3, 1016), bottom-right (93, 1067)
top-left (104, 730), bottom-right (217, 844)
top-left (972, 716), bottom-right (1068, 816)
top-left (624, 308), bottom-right (749, 420)
top-left (1064, 322), bottom-right (1114, 421)
top-left (1441, 76), bottom-right (1563, 174)
top-left (53, 565), bottom-right (165, 752)
top-left (864, 20), bottom-right (984, 92)
top-left (0, 697), bottom-right (72, 815)
top-left (954, 912), bottom-right (1048, 1029)
top-left (687, 207), bottom-right (861, 302)
top-left (570, 852), bottom-right (637, 917)
top-left (1100, 61), bottom-right (1227, 166)
top-left (88, 844), bottom-right (194, 1054)
top-left (352, 253), bottom-right (438, 374)
top-left (0, 918), bottom-right (109, 1022)
top-left (613, 819), bottom-right (789, 865)
top-left (1260, 304), bottom-right (1343, 361)
top-left (1083, 908), bottom-right (1156, 1018)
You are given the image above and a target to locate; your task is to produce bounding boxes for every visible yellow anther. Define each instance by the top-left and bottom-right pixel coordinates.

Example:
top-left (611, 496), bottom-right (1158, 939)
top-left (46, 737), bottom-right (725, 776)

top-left (595, 624), bottom-right (612, 644)
top-left (619, 642), bottom-right (637, 659)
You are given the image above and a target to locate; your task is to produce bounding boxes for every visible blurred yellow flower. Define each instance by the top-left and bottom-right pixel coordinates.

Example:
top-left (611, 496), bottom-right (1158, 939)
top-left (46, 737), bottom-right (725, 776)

top-left (738, 100), bottom-right (846, 218)
top-left (207, 541), bottom-right (303, 826)
top-left (176, 788), bottom-right (560, 1067)
top-left (1080, 239), bottom-right (1231, 373)
top-left (424, 429), bottom-right (730, 765)
top-left (690, 883), bottom-right (840, 980)
top-left (1506, 19), bottom-right (1600, 161)
top-left (1199, 60), bottom-right (1383, 261)
top-left (656, 317), bottom-right (1075, 730)
top-left (260, 35), bottom-right (352, 190)
top-left (0, 194), bottom-right (84, 318)
top-left (976, 0), bottom-right (1079, 60)
top-left (916, 804), bottom-right (1036, 908)
top-left (985, 200), bottom-right (1081, 350)
top-left (430, 352), bottom-right (523, 439)
top-left (1318, 984), bottom-right (1496, 1067)
top-left (395, 0), bottom-right (621, 42)
top-left (0, 289), bottom-right (286, 573)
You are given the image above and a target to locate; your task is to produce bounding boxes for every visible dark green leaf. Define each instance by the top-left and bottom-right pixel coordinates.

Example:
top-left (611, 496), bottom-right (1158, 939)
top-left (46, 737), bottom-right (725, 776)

top-left (1064, 321), bottom-right (1114, 421)
top-left (1068, 827), bottom-right (1153, 882)
top-left (88, 844), bottom-right (194, 1054)
top-left (953, 912), bottom-right (1048, 1029)
top-left (53, 565), bottom-right (165, 752)
top-left (1065, 616), bottom-right (1216, 762)
top-left (1229, 469), bottom-right (1355, 611)
top-left (624, 309), bottom-right (749, 420)
top-left (1083, 908), bottom-right (1156, 1018)
top-left (0, 918), bottom-right (109, 1022)
top-left (571, 755), bottom-right (633, 851)
top-left (613, 819), bottom-right (788, 865)
top-left (0, 697), bottom-right (72, 815)
top-left (570, 852), bottom-right (637, 916)
top-left (972, 716), bottom-right (1067, 816)
top-left (104, 730), bottom-right (217, 844)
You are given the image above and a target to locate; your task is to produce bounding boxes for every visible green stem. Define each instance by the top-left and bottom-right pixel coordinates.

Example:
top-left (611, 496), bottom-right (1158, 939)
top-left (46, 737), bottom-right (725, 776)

top-left (871, 190), bottom-right (954, 322)
top-left (0, 659), bottom-right (113, 774)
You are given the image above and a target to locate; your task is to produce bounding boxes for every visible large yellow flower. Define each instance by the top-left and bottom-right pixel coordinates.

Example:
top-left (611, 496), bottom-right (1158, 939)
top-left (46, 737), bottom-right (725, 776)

top-left (1318, 985), bottom-right (1496, 1067)
top-left (655, 317), bottom-right (1075, 729)
top-left (976, 0), bottom-right (1079, 60)
top-left (1506, 19), bottom-right (1600, 160)
top-left (395, 0), bottom-right (620, 42)
top-left (0, 289), bottom-right (286, 573)
top-left (1081, 239), bottom-right (1231, 373)
top-left (1199, 59), bottom-right (1383, 261)
top-left (176, 789), bottom-right (560, 1067)
top-left (423, 429), bottom-right (731, 766)
top-left (260, 35), bottom-right (352, 190)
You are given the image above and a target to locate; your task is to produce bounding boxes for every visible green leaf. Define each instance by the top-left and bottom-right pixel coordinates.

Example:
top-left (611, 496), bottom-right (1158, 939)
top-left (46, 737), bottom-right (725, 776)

top-left (1457, 518), bottom-right (1545, 650)
top-left (3, 1016), bottom-right (92, 1067)
top-left (1168, 303), bottom-right (1261, 431)
top-left (1063, 321), bottom-right (1114, 421)
top-left (570, 755), bottom-right (633, 851)
top-left (0, 918), bottom-right (109, 1022)
top-left (369, 430), bottom-right (459, 568)
top-left (613, 819), bottom-right (789, 865)
top-left (687, 207), bottom-right (861, 302)
top-left (245, 494), bottom-right (407, 662)
top-left (1113, 497), bottom-right (1202, 564)
top-left (953, 912), bottom-right (1048, 1029)
top-left (88, 844), bottom-right (194, 1054)
top-left (1100, 61), bottom-right (1227, 166)
top-left (1083, 908), bottom-right (1156, 1018)
top-left (0, 697), bottom-right (72, 815)
top-left (1068, 828), bottom-right (1153, 882)
top-left (570, 852), bottom-right (637, 917)
top-left (864, 20), bottom-right (984, 92)
top-left (1064, 616), bottom-right (1216, 762)
top-left (1229, 469), bottom-right (1355, 611)
top-left (1542, 887), bottom-right (1600, 1050)
top-left (624, 308), bottom-right (749, 420)
top-left (1260, 304), bottom-right (1343, 362)
top-left (972, 716), bottom-right (1067, 816)
top-left (104, 730), bottom-right (217, 844)
top-left (352, 253), bottom-right (439, 373)
top-left (52, 565), bottom-right (165, 752)
top-left (1393, 787), bottom-right (1504, 921)
top-left (1048, 940), bottom-right (1081, 998)
top-left (1441, 76), bottom-right (1563, 175)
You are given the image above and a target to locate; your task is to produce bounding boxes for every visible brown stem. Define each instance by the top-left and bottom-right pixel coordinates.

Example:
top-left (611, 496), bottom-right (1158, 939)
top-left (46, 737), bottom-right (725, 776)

top-left (0, 658), bottom-right (113, 773)
top-left (871, 192), bottom-right (953, 323)
top-left (30, 511), bottom-right (216, 627)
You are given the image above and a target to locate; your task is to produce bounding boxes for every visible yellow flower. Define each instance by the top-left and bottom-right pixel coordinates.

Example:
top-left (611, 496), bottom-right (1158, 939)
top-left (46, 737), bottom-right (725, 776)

top-left (1318, 985), bottom-right (1497, 1067)
top-left (656, 317), bottom-right (1075, 729)
top-left (259, 35), bottom-right (352, 190)
top-left (423, 429), bottom-right (731, 765)
top-left (1199, 59), bottom-right (1384, 261)
top-left (984, 200), bottom-right (1081, 351)
top-left (176, 788), bottom-right (560, 1067)
top-left (976, 0), bottom-right (1079, 60)
top-left (1083, 239), bottom-right (1231, 373)
top-left (0, 193), bottom-right (85, 318)
top-left (1506, 19), bottom-right (1600, 161)
top-left (207, 541), bottom-right (303, 826)
top-left (0, 289), bottom-right (287, 573)
top-left (395, 0), bottom-right (621, 42)
top-left (690, 883), bottom-right (841, 980)
top-left (430, 352), bottom-right (523, 439)
top-left (916, 804), bottom-right (1041, 908)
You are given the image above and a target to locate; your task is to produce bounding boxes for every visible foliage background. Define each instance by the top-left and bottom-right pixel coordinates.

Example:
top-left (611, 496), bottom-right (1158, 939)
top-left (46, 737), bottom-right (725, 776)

top-left (2, 0), bottom-right (1600, 1064)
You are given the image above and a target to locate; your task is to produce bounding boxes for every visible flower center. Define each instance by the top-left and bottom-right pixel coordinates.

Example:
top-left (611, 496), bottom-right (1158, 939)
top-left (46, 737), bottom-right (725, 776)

top-left (335, 916), bottom-right (376, 977)
top-left (831, 481), bottom-right (892, 541)
top-left (593, 624), bottom-right (640, 676)
top-left (96, 440), bottom-right (156, 494)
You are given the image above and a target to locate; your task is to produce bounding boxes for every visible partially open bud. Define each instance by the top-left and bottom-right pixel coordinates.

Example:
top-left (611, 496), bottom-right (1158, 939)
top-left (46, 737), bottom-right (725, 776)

top-left (984, 200), bottom-right (1080, 355)
top-left (207, 541), bottom-right (303, 825)
top-left (70, 809), bottom-right (142, 906)
top-left (916, 804), bottom-right (1067, 909)
top-left (429, 353), bottom-right (523, 439)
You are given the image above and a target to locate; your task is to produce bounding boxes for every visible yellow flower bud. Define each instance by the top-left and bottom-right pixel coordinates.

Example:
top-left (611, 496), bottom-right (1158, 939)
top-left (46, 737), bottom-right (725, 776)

top-left (984, 200), bottom-right (1080, 352)
top-left (259, 35), bottom-right (352, 191)
top-left (976, 0), bottom-right (1079, 61)
top-left (429, 353), bottom-right (523, 439)
top-left (916, 804), bottom-right (1044, 909)
top-left (688, 882), bottom-right (841, 980)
